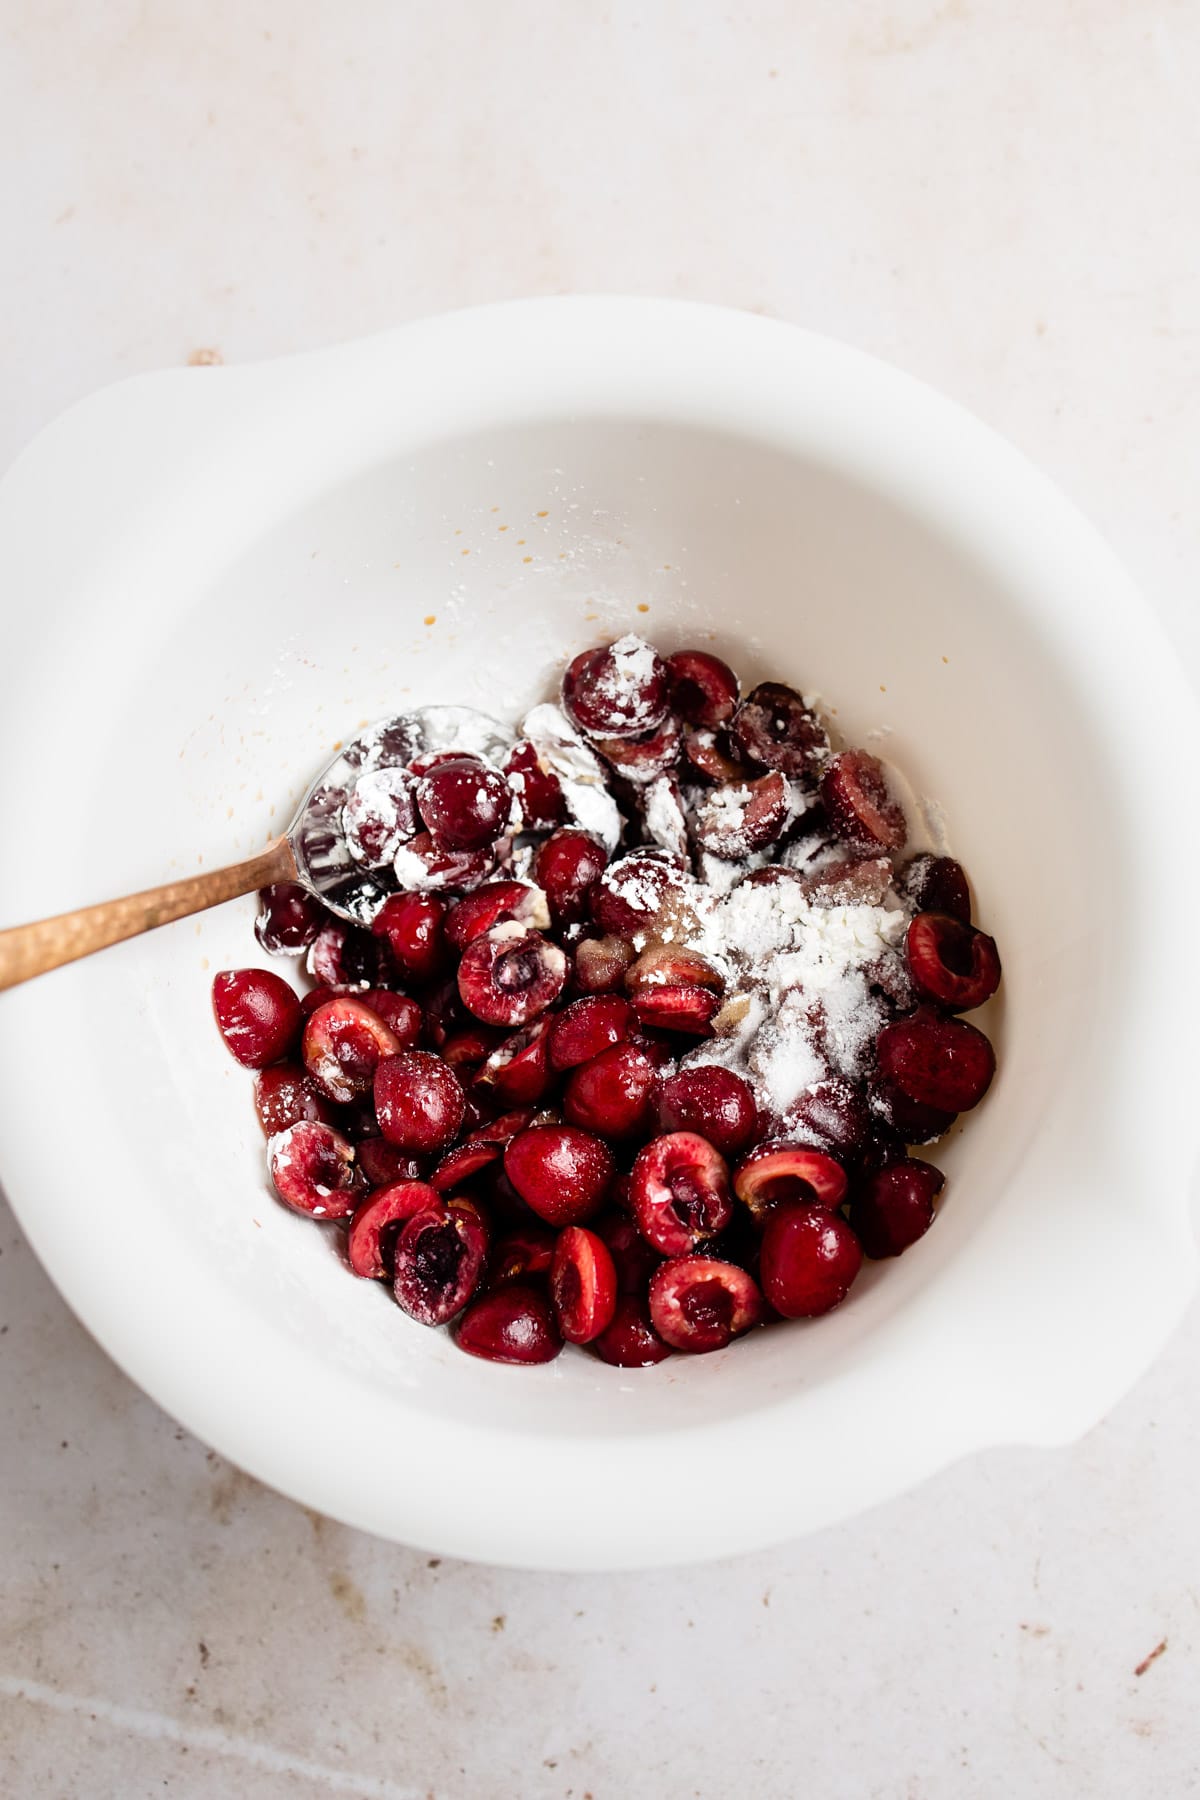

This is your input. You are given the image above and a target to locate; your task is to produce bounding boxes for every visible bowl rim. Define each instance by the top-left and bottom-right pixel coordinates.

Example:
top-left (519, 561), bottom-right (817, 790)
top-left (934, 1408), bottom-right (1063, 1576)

top-left (1, 295), bottom-right (1197, 1569)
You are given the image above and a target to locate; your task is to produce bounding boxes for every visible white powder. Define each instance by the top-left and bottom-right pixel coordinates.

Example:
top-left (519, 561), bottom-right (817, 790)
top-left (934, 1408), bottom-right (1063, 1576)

top-left (671, 874), bottom-right (914, 1120)
top-left (642, 776), bottom-right (689, 863)
top-left (522, 702), bottom-right (622, 851)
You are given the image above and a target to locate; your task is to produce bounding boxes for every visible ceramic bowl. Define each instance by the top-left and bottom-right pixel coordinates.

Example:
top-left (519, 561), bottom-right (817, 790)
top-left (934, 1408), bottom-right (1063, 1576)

top-left (1, 298), bottom-right (1196, 1569)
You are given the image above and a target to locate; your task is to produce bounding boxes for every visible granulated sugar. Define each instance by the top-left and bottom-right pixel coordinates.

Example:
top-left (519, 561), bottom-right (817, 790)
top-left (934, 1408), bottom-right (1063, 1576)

top-left (675, 870), bottom-right (914, 1121)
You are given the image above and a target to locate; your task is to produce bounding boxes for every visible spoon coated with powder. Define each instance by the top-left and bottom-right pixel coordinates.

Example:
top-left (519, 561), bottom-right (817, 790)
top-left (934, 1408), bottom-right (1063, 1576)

top-left (0, 705), bottom-right (518, 991)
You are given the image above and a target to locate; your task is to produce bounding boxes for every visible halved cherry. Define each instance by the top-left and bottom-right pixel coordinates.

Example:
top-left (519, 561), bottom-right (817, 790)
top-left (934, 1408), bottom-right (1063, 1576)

top-left (563, 1043), bottom-right (658, 1141)
top-left (906, 912), bottom-right (1001, 1012)
top-left (648, 1256), bottom-right (764, 1352)
top-left (876, 1010), bottom-right (996, 1112)
top-left (759, 1204), bottom-right (863, 1318)
top-left (414, 757), bottom-right (511, 851)
top-left (549, 995), bottom-right (634, 1071)
top-left (561, 635), bottom-right (669, 739)
top-left (374, 1049), bottom-right (466, 1152)
top-left (445, 880), bottom-right (551, 950)
top-left (358, 989), bottom-right (424, 1047)
top-left (898, 853), bottom-right (972, 923)
top-left (440, 1024), bottom-right (505, 1075)
top-left (267, 1120), bottom-right (357, 1219)
top-left (357, 1139), bottom-right (425, 1188)
top-left (503, 739), bottom-right (567, 831)
top-left (488, 1224), bottom-right (557, 1288)
top-left (429, 1108), bottom-right (534, 1191)
top-left (393, 1197), bottom-right (489, 1325)
top-left (573, 934), bottom-right (637, 995)
top-left (592, 715), bottom-right (681, 784)
top-left (306, 922), bottom-right (384, 990)
top-left (593, 1211), bottom-right (663, 1294)
top-left (655, 1066), bottom-right (759, 1158)
top-left (683, 729), bottom-right (753, 786)
top-left (457, 926), bottom-right (569, 1027)
top-left (868, 1077), bottom-right (957, 1145)
top-left (626, 944), bottom-right (724, 1037)
top-left (667, 649), bottom-right (740, 728)
top-left (301, 996), bottom-right (402, 1104)
top-left (733, 1142), bottom-right (848, 1228)
top-left (550, 1225), bottom-right (618, 1344)
top-left (455, 1284), bottom-right (563, 1364)
top-left (849, 1157), bottom-right (945, 1258)
top-left (255, 882), bottom-right (324, 955)
top-left (253, 1063), bottom-right (335, 1136)
top-left (212, 969), bottom-right (302, 1068)
top-left (630, 982), bottom-right (721, 1036)
top-left (504, 1123), bottom-right (615, 1226)
top-left (371, 891), bottom-right (449, 984)
top-left (800, 855), bottom-right (893, 908)
top-left (342, 767), bottom-right (417, 866)
top-left (589, 853), bottom-right (692, 936)
top-left (820, 750), bottom-right (907, 852)
top-left (693, 772), bottom-right (791, 858)
top-left (534, 828), bottom-right (609, 926)
top-left (590, 1295), bottom-right (672, 1366)
top-left (731, 682), bottom-right (829, 776)
top-left (347, 1179), bottom-right (439, 1278)
top-left (630, 1131), bottom-right (733, 1255)
top-left (777, 1078), bottom-right (871, 1161)
top-left (473, 1015), bottom-right (556, 1105)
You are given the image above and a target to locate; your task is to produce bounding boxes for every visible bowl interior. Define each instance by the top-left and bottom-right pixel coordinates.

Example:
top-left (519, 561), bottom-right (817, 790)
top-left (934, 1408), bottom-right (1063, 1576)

top-left (43, 414), bottom-right (1093, 1443)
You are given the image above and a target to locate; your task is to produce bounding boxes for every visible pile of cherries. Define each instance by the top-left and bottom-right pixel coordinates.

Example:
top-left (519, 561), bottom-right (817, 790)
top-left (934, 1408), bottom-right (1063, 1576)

top-left (212, 637), bottom-right (1001, 1367)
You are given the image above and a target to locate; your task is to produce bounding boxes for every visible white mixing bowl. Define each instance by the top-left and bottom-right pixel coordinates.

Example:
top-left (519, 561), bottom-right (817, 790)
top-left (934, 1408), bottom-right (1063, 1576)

top-left (0, 298), bottom-right (1196, 1569)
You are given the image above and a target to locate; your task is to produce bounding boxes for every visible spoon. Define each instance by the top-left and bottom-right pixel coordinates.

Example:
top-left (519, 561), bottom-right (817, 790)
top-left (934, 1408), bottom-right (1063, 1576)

top-left (0, 705), bottom-right (514, 993)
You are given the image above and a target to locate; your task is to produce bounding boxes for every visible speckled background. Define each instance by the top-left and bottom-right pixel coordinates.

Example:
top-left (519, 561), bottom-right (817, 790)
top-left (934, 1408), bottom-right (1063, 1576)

top-left (3, 3), bottom-right (1200, 1794)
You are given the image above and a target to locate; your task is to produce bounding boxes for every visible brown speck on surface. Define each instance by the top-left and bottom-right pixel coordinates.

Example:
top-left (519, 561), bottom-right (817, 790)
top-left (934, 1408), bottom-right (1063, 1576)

top-left (1019, 1622), bottom-right (1051, 1636)
top-left (187, 347), bottom-right (223, 366)
top-left (491, 1614), bottom-right (506, 1632)
top-left (769, 66), bottom-right (779, 76)
top-left (200, 956), bottom-right (209, 972)
top-left (490, 505), bottom-right (500, 513)
top-left (198, 1642), bottom-right (210, 1668)
top-left (252, 1218), bottom-right (262, 1228)
top-left (536, 510), bottom-right (549, 518)
top-left (60, 1440), bottom-right (68, 1450)
top-left (879, 684), bottom-right (887, 692)
top-left (762, 1590), bottom-right (771, 1607)
top-left (942, 655), bottom-right (950, 663)
top-left (1134, 1638), bottom-right (1167, 1677)
top-left (516, 538), bottom-right (526, 545)
top-left (454, 528), bottom-right (462, 535)
top-left (523, 556), bottom-right (533, 564)
top-left (427, 1558), bottom-right (441, 1568)
top-left (637, 603), bottom-right (650, 613)
top-left (424, 615), bottom-right (437, 626)
top-left (328, 1569), bottom-right (367, 1623)
top-left (461, 548), bottom-right (471, 556)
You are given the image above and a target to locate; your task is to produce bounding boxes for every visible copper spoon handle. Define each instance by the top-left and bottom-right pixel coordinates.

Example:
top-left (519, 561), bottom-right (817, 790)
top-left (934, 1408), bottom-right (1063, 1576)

top-left (0, 837), bottom-right (297, 992)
